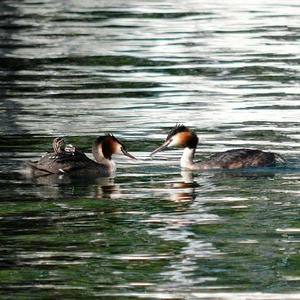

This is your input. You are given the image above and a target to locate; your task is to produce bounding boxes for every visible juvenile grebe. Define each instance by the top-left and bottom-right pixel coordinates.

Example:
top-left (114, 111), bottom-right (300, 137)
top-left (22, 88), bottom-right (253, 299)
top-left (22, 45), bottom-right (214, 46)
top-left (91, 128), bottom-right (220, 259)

top-left (151, 125), bottom-right (286, 170)
top-left (27, 134), bottom-right (136, 175)
top-left (52, 137), bottom-right (64, 154)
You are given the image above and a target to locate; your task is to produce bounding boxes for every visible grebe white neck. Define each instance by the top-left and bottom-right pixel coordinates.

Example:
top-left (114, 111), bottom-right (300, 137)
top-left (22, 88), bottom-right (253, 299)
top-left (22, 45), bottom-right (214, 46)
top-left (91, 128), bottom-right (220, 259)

top-left (96, 156), bottom-right (116, 171)
top-left (180, 147), bottom-right (196, 169)
top-left (93, 144), bottom-right (116, 171)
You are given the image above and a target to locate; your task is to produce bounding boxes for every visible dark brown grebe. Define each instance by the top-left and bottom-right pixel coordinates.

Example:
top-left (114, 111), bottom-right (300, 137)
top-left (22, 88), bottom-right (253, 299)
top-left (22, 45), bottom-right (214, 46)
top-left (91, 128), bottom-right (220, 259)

top-left (27, 134), bottom-right (136, 176)
top-left (151, 125), bottom-right (286, 170)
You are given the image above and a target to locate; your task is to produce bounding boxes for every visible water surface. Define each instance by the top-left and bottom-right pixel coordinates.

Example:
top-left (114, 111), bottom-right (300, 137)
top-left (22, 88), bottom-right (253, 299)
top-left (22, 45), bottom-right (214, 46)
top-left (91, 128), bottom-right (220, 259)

top-left (1, 0), bottom-right (300, 299)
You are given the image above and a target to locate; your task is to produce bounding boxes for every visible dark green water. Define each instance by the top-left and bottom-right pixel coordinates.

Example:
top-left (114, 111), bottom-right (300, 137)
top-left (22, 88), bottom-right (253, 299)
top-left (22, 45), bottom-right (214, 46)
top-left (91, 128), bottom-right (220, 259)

top-left (1, 0), bottom-right (300, 299)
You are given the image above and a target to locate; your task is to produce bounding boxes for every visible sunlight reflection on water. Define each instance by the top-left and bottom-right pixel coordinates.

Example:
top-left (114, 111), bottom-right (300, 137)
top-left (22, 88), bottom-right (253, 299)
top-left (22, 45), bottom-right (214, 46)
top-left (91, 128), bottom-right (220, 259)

top-left (1, 0), bottom-right (300, 298)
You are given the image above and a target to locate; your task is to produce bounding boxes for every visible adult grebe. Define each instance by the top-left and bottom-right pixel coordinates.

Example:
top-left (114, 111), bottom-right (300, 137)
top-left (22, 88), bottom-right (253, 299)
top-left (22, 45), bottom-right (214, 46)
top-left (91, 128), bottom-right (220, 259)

top-left (27, 134), bottom-right (136, 175)
top-left (151, 125), bottom-right (286, 170)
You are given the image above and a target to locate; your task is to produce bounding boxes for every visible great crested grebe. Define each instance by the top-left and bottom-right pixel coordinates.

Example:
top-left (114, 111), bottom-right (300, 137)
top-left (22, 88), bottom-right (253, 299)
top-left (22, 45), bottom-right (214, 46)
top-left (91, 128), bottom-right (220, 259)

top-left (27, 134), bottom-right (136, 176)
top-left (151, 125), bottom-right (287, 170)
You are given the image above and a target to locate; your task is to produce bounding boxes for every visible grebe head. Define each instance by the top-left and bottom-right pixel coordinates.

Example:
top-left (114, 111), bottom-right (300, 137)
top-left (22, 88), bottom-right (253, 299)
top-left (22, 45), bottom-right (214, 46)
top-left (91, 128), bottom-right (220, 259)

top-left (52, 137), bottom-right (65, 154)
top-left (151, 124), bottom-right (198, 156)
top-left (93, 134), bottom-right (136, 161)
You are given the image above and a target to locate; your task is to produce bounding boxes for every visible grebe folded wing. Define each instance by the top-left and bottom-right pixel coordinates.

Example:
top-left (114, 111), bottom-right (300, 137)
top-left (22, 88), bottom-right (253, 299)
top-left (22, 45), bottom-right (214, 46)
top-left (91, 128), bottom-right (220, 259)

top-left (200, 149), bottom-right (278, 169)
top-left (28, 150), bottom-right (97, 174)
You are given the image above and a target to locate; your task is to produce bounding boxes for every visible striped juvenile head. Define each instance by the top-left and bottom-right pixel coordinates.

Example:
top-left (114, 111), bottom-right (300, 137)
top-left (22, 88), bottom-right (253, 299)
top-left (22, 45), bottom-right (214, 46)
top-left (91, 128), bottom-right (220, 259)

top-left (52, 137), bottom-right (65, 154)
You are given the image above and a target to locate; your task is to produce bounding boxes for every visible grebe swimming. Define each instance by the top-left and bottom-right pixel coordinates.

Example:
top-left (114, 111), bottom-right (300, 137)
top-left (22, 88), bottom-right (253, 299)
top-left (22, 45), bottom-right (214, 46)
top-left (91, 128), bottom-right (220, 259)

top-left (27, 134), bottom-right (136, 176)
top-left (151, 125), bottom-right (286, 170)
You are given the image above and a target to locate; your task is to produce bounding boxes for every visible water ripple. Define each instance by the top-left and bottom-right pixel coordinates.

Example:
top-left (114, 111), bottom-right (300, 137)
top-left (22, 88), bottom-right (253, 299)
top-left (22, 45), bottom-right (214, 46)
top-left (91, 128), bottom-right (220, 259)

top-left (1, 0), bottom-right (300, 298)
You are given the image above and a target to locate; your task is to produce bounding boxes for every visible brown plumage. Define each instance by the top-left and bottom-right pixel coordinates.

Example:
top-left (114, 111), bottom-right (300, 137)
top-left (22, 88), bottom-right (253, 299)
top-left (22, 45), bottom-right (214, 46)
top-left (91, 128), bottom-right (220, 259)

top-left (52, 137), bottom-right (65, 154)
top-left (195, 148), bottom-right (284, 170)
top-left (27, 135), bottom-right (136, 176)
top-left (151, 125), bottom-right (287, 170)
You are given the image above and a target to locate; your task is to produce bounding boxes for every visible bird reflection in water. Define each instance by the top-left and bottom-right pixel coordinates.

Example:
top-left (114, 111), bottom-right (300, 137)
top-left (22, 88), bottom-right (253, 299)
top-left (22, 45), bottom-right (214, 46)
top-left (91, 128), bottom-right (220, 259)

top-left (166, 170), bottom-right (198, 202)
top-left (166, 168), bottom-right (279, 202)
top-left (24, 172), bottom-right (120, 200)
top-left (211, 168), bottom-right (277, 180)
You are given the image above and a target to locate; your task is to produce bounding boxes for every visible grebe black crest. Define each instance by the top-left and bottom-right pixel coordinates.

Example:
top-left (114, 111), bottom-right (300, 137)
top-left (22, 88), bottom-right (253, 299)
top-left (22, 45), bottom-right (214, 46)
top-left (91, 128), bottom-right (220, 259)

top-left (27, 134), bottom-right (136, 176)
top-left (151, 124), bottom-right (287, 170)
top-left (166, 124), bottom-right (189, 140)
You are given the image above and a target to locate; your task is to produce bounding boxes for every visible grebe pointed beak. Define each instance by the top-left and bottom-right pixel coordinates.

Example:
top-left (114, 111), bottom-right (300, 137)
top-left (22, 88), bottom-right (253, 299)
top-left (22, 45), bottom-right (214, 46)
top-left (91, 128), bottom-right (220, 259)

top-left (121, 148), bottom-right (137, 160)
top-left (150, 140), bottom-right (171, 156)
